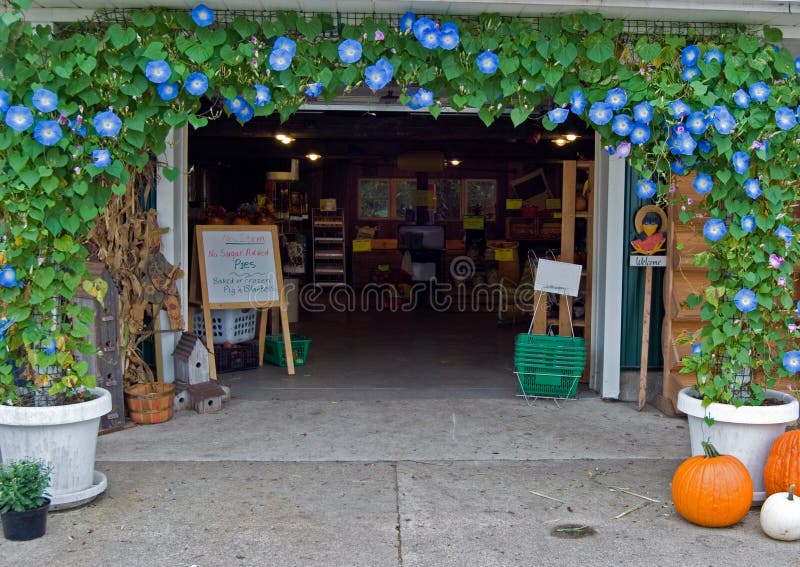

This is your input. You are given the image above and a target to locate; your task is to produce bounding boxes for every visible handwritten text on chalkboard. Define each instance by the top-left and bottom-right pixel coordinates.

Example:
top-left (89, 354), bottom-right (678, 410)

top-left (201, 229), bottom-right (279, 305)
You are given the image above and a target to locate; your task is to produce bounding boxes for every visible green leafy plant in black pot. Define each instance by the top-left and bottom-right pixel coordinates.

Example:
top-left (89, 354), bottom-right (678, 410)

top-left (0, 459), bottom-right (52, 541)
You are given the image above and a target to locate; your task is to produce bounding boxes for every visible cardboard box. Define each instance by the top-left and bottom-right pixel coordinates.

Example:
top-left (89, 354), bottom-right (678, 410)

top-left (320, 198), bottom-right (337, 211)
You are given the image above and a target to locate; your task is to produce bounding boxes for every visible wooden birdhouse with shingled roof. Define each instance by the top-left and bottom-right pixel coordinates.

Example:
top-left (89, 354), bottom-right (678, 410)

top-left (173, 332), bottom-right (210, 385)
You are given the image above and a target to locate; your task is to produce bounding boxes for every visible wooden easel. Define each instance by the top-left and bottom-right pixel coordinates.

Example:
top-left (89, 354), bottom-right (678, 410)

top-left (190, 225), bottom-right (295, 379)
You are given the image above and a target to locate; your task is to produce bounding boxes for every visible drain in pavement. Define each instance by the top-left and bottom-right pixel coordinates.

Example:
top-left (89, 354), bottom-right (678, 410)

top-left (550, 524), bottom-right (597, 538)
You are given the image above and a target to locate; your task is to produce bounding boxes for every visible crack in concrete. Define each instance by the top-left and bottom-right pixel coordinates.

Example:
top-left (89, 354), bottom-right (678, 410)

top-left (394, 461), bottom-right (404, 567)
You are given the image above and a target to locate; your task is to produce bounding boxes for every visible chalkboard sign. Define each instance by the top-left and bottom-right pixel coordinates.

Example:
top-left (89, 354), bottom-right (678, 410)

top-left (199, 227), bottom-right (279, 307)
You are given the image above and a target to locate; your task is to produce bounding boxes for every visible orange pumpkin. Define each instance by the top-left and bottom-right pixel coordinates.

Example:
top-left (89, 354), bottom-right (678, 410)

top-left (765, 430), bottom-right (800, 496)
top-left (672, 442), bottom-right (753, 527)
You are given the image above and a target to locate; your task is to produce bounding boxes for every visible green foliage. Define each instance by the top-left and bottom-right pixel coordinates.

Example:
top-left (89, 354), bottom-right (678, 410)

top-left (0, 7), bottom-right (798, 407)
top-left (0, 459), bottom-right (51, 513)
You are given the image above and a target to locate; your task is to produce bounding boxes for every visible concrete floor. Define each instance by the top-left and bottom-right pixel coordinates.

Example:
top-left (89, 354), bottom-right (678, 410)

top-left (2, 310), bottom-right (796, 566)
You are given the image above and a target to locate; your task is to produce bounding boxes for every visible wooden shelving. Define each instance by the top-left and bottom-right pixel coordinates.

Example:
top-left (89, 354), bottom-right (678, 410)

top-left (312, 208), bottom-right (346, 287)
top-left (529, 160), bottom-right (593, 381)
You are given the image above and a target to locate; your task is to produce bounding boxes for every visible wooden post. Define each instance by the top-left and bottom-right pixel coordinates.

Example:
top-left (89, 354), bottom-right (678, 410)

top-left (638, 265), bottom-right (654, 411)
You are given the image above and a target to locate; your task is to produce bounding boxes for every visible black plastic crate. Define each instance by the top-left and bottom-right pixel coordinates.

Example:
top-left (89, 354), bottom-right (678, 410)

top-left (214, 340), bottom-right (259, 373)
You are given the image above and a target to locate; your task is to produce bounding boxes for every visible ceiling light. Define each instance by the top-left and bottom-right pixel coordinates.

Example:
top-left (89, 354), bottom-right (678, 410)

top-left (306, 152), bottom-right (321, 161)
top-left (276, 133), bottom-right (295, 144)
top-left (565, 134), bottom-right (578, 141)
top-left (553, 138), bottom-right (568, 146)
top-left (449, 159), bottom-right (461, 166)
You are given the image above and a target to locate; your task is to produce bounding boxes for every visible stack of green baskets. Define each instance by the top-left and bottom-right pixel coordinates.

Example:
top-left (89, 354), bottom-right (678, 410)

top-left (514, 334), bottom-right (586, 399)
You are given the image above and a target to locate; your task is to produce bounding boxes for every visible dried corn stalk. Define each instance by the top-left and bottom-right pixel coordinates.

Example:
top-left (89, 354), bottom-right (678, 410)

top-left (89, 163), bottom-right (162, 387)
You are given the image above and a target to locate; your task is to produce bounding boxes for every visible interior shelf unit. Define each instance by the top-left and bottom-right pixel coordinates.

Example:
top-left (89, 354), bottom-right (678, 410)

top-left (530, 160), bottom-right (593, 380)
top-left (312, 208), bottom-right (346, 287)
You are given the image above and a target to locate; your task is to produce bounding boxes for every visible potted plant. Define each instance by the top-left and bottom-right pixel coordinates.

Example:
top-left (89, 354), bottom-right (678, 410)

top-left (0, 459), bottom-right (52, 541)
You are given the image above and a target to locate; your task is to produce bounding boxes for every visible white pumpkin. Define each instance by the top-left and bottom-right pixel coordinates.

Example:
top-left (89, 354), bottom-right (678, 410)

top-left (760, 485), bottom-right (800, 541)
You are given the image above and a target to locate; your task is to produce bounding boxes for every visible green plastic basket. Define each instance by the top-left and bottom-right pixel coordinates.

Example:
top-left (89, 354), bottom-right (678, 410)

top-left (515, 362), bottom-right (581, 398)
top-left (264, 334), bottom-right (311, 367)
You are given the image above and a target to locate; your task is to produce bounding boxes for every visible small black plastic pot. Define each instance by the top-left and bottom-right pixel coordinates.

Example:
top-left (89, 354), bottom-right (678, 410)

top-left (1, 498), bottom-right (50, 541)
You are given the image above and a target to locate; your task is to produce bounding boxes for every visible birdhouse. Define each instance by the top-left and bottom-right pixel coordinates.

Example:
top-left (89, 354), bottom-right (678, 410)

top-left (173, 333), bottom-right (210, 385)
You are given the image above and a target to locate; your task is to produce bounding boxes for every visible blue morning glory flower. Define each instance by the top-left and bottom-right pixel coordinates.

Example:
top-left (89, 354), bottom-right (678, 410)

top-left (711, 105), bottom-right (736, 135)
top-left (269, 49), bottom-right (293, 72)
top-left (145, 60), bottom-right (171, 84)
top-left (548, 107), bottom-right (569, 124)
top-left (71, 120), bottom-right (86, 138)
top-left (629, 122), bottom-right (651, 145)
top-left (669, 99), bottom-right (691, 119)
top-left (783, 351), bottom-right (800, 373)
top-left (43, 338), bottom-right (57, 355)
top-left (399, 11), bottom-right (415, 33)
top-left (636, 179), bottom-right (657, 199)
top-left (588, 101), bottom-right (613, 125)
top-left (439, 23), bottom-right (459, 50)
top-left (185, 72), bottom-right (208, 96)
top-left (31, 88), bottom-right (57, 113)
top-left (364, 58), bottom-right (393, 90)
top-left (304, 82), bottom-right (323, 98)
top-left (741, 215), bottom-right (755, 233)
top-left (476, 51), bottom-right (499, 75)
top-left (157, 82), bottom-right (178, 101)
top-left (685, 111), bottom-right (708, 135)
top-left (671, 132), bottom-right (697, 156)
top-left (273, 37), bottom-right (297, 58)
top-left (776, 224), bottom-right (793, 243)
top-left (0, 90), bottom-right (8, 113)
top-left (633, 101), bottom-right (653, 123)
top-left (416, 88), bottom-right (434, 107)
top-left (412, 17), bottom-right (436, 42)
top-left (733, 288), bottom-right (757, 313)
top-left (4, 105), bottom-right (33, 131)
top-left (33, 120), bottom-right (62, 146)
top-left (191, 3), bottom-right (214, 27)
top-left (796, 56), bottom-right (800, 73)
top-left (732, 151), bottom-right (750, 175)
top-left (605, 88), bottom-right (627, 111)
top-left (749, 81), bottom-right (770, 103)
top-left (615, 142), bottom-right (631, 158)
top-left (681, 45), bottom-right (701, 66)
top-left (92, 149), bottom-right (111, 168)
top-left (733, 89), bottom-right (750, 109)
top-left (681, 66), bottom-right (700, 82)
top-left (611, 114), bottom-right (633, 136)
top-left (698, 139), bottom-right (713, 153)
top-left (226, 97), bottom-right (244, 114)
top-left (419, 27), bottom-right (441, 50)
top-left (604, 145), bottom-right (615, 156)
top-left (254, 84), bottom-right (271, 106)
top-left (235, 100), bottom-right (254, 122)
top-left (670, 159), bottom-right (687, 175)
top-left (693, 173), bottom-right (713, 195)
top-left (703, 218), bottom-right (727, 242)
top-left (775, 107), bottom-right (797, 131)
top-left (338, 39), bottom-right (362, 64)
top-left (704, 49), bottom-right (724, 64)
top-left (691, 343), bottom-right (702, 356)
top-left (94, 110), bottom-right (122, 137)
top-left (570, 90), bottom-right (587, 115)
top-left (744, 178), bottom-right (762, 199)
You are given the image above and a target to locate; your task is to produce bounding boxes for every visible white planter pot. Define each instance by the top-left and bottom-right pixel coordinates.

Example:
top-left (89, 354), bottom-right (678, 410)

top-left (0, 388), bottom-right (111, 510)
top-left (677, 387), bottom-right (799, 503)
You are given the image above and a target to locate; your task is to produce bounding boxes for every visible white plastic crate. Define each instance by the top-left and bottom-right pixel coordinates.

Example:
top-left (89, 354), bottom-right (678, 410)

top-left (192, 309), bottom-right (257, 344)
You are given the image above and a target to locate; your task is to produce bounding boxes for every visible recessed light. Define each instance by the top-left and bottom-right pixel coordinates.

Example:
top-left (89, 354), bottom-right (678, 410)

top-left (553, 138), bottom-right (567, 146)
top-left (449, 159), bottom-right (461, 166)
top-left (306, 152), bottom-right (321, 161)
top-left (276, 133), bottom-right (294, 144)
top-left (565, 134), bottom-right (578, 141)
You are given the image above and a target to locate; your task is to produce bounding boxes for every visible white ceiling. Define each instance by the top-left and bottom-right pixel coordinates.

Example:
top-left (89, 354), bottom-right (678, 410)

top-left (20, 0), bottom-right (800, 37)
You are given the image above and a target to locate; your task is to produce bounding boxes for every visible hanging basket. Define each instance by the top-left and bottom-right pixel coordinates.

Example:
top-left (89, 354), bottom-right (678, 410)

top-left (124, 383), bottom-right (175, 424)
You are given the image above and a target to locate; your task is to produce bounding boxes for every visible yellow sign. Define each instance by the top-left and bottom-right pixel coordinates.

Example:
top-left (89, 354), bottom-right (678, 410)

top-left (494, 248), bottom-right (514, 262)
top-left (506, 199), bottom-right (523, 210)
top-left (463, 216), bottom-right (485, 230)
top-left (353, 239), bottom-right (372, 252)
